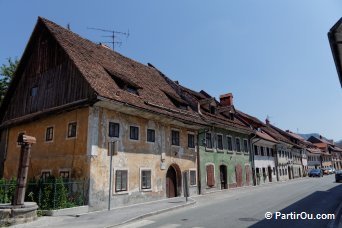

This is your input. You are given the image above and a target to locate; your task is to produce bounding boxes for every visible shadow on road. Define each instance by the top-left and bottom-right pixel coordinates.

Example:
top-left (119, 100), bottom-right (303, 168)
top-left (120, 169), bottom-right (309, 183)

top-left (249, 183), bottom-right (342, 228)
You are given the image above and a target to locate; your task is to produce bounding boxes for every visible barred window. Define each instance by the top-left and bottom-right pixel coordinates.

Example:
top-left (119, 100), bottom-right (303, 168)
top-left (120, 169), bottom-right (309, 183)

top-left (141, 170), bottom-right (151, 190)
top-left (115, 170), bottom-right (128, 192)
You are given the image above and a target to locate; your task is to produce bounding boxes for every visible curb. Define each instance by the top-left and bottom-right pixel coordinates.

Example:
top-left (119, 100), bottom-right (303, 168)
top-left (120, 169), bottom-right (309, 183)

top-left (105, 199), bottom-right (196, 228)
top-left (328, 201), bottom-right (342, 228)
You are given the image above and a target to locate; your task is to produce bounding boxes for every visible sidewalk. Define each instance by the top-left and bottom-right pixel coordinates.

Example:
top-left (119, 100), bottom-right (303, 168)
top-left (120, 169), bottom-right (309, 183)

top-left (12, 197), bottom-right (195, 228)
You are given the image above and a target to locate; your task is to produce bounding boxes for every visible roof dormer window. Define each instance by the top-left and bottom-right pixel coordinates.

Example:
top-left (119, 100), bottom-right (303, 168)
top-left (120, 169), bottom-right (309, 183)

top-left (104, 68), bottom-right (141, 95)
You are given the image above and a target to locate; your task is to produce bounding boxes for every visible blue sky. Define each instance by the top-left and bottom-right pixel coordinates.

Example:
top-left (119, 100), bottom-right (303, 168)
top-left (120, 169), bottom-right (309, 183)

top-left (1, 1), bottom-right (341, 140)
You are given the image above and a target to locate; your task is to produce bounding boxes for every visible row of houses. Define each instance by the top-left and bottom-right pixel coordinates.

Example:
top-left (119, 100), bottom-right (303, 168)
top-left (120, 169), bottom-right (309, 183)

top-left (0, 17), bottom-right (341, 211)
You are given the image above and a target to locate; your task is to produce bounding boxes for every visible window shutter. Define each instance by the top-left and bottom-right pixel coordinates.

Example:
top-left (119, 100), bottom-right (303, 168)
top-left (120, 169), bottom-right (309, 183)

top-left (206, 165), bottom-right (215, 187)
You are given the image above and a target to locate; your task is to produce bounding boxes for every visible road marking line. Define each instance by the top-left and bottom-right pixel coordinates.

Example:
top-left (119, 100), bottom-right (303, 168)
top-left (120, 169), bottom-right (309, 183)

top-left (118, 220), bottom-right (155, 228)
top-left (157, 224), bottom-right (181, 228)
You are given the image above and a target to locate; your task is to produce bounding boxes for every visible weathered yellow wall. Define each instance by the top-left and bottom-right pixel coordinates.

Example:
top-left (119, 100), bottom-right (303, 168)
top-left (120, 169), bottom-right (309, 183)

top-left (4, 107), bottom-right (90, 180)
top-left (88, 105), bottom-right (198, 210)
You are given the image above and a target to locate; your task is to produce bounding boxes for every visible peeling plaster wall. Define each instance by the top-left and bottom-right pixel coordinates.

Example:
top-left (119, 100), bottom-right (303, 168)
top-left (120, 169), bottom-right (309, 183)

top-left (276, 144), bottom-right (291, 182)
top-left (3, 108), bottom-right (90, 180)
top-left (87, 106), bottom-right (198, 211)
top-left (198, 129), bottom-right (252, 194)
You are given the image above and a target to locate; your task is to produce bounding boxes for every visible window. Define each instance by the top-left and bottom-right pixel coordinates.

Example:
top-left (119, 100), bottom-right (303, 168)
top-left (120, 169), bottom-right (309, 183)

top-left (266, 148), bottom-right (270, 156)
top-left (45, 127), bottom-right (53, 141)
top-left (31, 86), bottom-right (38, 97)
top-left (115, 170), bottom-right (128, 192)
top-left (188, 134), bottom-right (195, 148)
top-left (171, 130), bottom-right (180, 146)
top-left (260, 146), bottom-right (264, 156)
top-left (147, 129), bottom-right (155, 142)
top-left (243, 139), bottom-right (249, 153)
top-left (60, 171), bottom-right (70, 180)
top-left (227, 136), bottom-right (233, 151)
top-left (217, 135), bottom-right (223, 150)
top-left (141, 170), bottom-right (151, 190)
top-left (235, 138), bottom-right (241, 152)
top-left (109, 122), bottom-right (119, 137)
top-left (206, 133), bottom-right (212, 149)
top-left (254, 145), bottom-right (259, 155)
top-left (41, 171), bottom-right (51, 180)
top-left (206, 164), bottom-right (215, 187)
top-left (130, 126), bottom-right (139, 140)
top-left (189, 170), bottom-right (197, 186)
top-left (67, 122), bottom-right (77, 138)
top-left (271, 148), bottom-right (274, 157)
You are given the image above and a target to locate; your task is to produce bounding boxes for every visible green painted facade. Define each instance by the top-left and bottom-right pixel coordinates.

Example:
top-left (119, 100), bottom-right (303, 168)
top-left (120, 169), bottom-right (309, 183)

top-left (198, 128), bottom-right (253, 194)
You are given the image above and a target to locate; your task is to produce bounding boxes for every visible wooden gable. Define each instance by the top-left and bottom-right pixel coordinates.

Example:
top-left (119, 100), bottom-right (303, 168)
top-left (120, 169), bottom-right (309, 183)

top-left (0, 19), bottom-right (95, 126)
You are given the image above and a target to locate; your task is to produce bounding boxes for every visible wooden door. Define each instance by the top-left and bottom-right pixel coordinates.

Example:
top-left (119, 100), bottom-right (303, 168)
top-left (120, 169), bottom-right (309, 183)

top-left (166, 166), bottom-right (177, 198)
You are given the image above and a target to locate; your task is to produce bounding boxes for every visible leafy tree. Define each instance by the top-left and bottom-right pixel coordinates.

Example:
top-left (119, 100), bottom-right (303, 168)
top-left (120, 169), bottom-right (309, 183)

top-left (0, 57), bottom-right (19, 104)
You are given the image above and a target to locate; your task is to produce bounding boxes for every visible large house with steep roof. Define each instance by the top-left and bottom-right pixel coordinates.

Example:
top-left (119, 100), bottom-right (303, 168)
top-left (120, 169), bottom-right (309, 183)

top-left (0, 17), bottom-right (209, 210)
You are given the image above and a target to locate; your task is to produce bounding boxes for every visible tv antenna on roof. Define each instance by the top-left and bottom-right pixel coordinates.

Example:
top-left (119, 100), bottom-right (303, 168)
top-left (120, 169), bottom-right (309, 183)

top-left (87, 27), bottom-right (130, 51)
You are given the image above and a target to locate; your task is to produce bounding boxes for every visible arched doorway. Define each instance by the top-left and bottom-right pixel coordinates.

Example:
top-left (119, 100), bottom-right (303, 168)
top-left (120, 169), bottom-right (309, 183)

top-left (166, 164), bottom-right (181, 198)
top-left (288, 166), bottom-right (292, 179)
top-left (219, 165), bottom-right (227, 189)
top-left (245, 165), bottom-right (251, 186)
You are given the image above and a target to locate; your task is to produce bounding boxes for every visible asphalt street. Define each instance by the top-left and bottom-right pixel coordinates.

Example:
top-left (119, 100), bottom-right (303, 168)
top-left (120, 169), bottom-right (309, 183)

top-left (119, 175), bottom-right (342, 228)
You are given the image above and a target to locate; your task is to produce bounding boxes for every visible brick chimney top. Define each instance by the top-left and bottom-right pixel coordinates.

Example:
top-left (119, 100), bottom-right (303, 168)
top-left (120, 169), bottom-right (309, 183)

top-left (219, 93), bottom-right (233, 106)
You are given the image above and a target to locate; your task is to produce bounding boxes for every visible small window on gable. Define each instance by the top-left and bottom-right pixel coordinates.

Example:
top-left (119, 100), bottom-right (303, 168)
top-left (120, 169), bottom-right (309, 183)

top-left (67, 122), bottom-right (77, 138)
top-left (46, 127), bottom-right (53, 142)
top-left (31, 86), bottom-right (38, 97)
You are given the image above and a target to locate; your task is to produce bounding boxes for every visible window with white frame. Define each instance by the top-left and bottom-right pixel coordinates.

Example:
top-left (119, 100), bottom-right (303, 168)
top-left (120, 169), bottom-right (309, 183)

top-left (141, 169), bottom-right (152, 190)
top-left (188, 133), bottom-right (195, 148)
top-left (67, 122), bottom-right (77, 138)
top-left (147, 129), bottom-right (155, 142)
top-left (227, 136), bottom-right (233, 151)
top-left (206, 133), bottom-right (213, 149)
top-left (115, 170), bottom-right (128, 192)
top-left (189, 170), bottom-right (197, 186)
top-left (243, 139), bottom-right (249, 153)
top-left (130, 126), bottom-right (139, 140)
top-left (217, 134), bottom-right (223, 150)
top-left (45, 127), bottom-right (54, 142)
top-left (235, 138), bottom-right (241, 152)
top-left (60, 170), bottom-right (70, 180)
top-left (171, 130), bottom-right (180, 146)
top-left (109, 122), bottom-right (120, 137)
top-left (41, 171), bottom-right (51, 180)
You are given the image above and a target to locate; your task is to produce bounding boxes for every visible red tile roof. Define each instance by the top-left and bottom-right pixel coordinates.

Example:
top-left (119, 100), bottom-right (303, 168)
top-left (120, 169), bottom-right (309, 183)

top-left (38, 17), bottom-right (206, 126)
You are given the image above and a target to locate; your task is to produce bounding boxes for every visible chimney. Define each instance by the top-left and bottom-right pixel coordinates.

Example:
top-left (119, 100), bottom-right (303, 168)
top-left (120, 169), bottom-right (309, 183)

top-left (219, 93), bottom-right (233, 106)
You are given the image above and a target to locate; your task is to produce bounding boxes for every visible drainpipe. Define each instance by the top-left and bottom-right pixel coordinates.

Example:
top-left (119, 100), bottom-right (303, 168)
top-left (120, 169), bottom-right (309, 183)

top-left (249, 133), bottom-right (260, 186)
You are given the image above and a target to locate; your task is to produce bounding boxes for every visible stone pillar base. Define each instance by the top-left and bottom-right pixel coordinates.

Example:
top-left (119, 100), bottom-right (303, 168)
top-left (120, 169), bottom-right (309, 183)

top-left (0, 202), bottom-right (38, 226)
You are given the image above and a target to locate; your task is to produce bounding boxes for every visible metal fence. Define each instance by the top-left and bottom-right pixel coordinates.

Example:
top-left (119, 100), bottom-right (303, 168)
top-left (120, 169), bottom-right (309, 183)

top-left (0, 178), bottom-right (88, 210)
